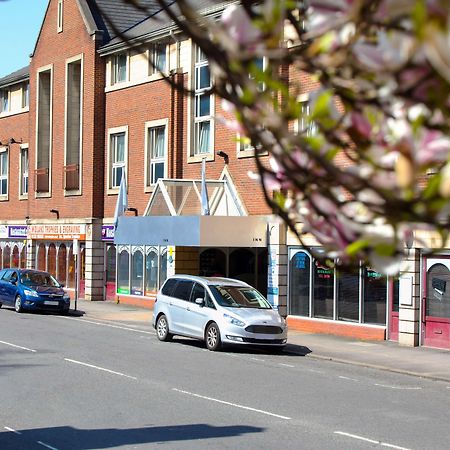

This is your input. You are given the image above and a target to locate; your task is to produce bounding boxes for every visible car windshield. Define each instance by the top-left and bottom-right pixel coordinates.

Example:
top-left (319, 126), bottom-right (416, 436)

top-left (210, 285), bottom-right (272, 309)
top-left (21, 272), bottom-right (60, 288)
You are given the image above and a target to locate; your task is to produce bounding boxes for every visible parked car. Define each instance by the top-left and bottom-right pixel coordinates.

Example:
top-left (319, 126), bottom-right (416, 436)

top-left (0, 268), bottom-right (70, 314)
top-left (152, 275), bottom-right (287, 351)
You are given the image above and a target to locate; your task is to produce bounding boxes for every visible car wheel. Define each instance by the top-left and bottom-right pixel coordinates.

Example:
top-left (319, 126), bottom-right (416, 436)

top-left (205, 322), bottom-right (221, 351)
top-left (14, 295), bottom-right (23, 313)
top-left (156, 314), bottom-right (173, 342)
top-left (0, 302), bottom-right (2, 309)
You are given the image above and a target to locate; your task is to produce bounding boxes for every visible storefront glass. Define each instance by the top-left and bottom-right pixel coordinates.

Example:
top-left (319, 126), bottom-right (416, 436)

top-left (48, 243), bottom-right (57, 277)
top-left (117, 247), bottom-right (130, 294)
top-left (313, 261), bottom-right (334, 319)
top-left (131, 248), bottom-right (144, 295)
top-left (58, 244), bottom-right (67, 285)
top-left (68, 246), bottom-right (75, 288)
top-left (37, 243), bottom-right (46, 271)
top-left (105, 244), bottom-right (116, 301)
top-left (363, 268), bottom-right (387, 324)
top-left (3, 245), bottom-right (10, 268)
top-left (20, 246), bottom-right (26, 268)
top-left (12, 245), bottom-right (19, 268)
top-left (145, 248), bottom-right (158, 294)
top-left (337, 269), bottom-right (360, 322)
top-left (289, 250), bottom-right (310, 316)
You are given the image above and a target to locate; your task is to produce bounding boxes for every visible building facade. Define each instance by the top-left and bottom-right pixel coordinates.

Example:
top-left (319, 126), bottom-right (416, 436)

top-left (0, 0), bottom-right (449, 350)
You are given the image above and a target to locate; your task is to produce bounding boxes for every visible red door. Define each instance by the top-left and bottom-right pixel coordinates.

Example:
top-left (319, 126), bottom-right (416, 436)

top-left (422, 258), bottom-right (450, 349)
top-left (389, 279), bottom-right (399, 341)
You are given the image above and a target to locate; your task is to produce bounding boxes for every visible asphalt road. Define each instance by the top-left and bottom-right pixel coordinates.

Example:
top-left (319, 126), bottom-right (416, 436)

top-left (1, 307), bottom-right (449, 450)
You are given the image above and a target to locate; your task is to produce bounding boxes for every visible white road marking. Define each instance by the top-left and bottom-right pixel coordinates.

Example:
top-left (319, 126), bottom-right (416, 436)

top-left (334, 431), bottom-right (411, 450)
top-left (37, 441), bottom-right (59, 450)
top-left (173, 388), bottom-right (291, 420)
top-left (0, 340), bottom-right (36, 352)
top-left (374, 383), bottom-right (422, 390)
top-left (339, 376), bottom-right (359, 382)
top-left (308, 369), bottom-right (324, 374)
top-left (57, 316), bottom-right (155, 335)
top-left (251, 357), bottom-right (265, 362)
top-left (279, 363), bottom-right (295, 368)
top-left (64, 358), bottom-right (137, 380)
top-left (4, 426), bottom-right (21, 434)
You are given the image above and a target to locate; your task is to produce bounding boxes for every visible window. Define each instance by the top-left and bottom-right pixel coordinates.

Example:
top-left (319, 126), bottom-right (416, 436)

top-left (363, 268), bottom-right (387, 325)
top-left (146, 124), bottom-right (166, 186)
top-left (65, 58), bottom-right (82, 191)
top-left (149, 44), bottom-right (167, 75)
top-left (57, 0), bottom-right (63, 32)
top-left (131, 248), bottom-right (144, 295)
top-left (22, 82), bottom-right (29, 108)
top-left (145, 249), bottom-right (158, 294)
top-left (173, 280), bottom-right (194, 301)
top-left (117, 247), bottom-right (130, 294)
top-left (0, 148), bottom-right (8, 197)
top-left (193, 47), bottom-right (213, 155)
top-left (112, 53), bottom-right (128, 84)
top-left (109, 130), bottom-right (126, 189)
top-left (20, 147), bottom-right (28, 196)
top-left (0, 89), bottom-right (9, 113)
top-left (297, 100), bottom-right (318, 136)
top-left (289, 250), bottom-right (311, 316)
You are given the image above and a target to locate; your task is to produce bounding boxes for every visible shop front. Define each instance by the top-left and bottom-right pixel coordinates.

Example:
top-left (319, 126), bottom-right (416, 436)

top-left (0, 225), bottom-right (28, 269)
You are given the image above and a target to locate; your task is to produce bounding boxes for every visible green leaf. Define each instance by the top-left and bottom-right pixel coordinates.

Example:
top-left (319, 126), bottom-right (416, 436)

top-left (346, 240), bottom-right (370, 257)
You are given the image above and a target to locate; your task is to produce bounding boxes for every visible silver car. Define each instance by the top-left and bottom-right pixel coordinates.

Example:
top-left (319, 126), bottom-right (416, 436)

top-left (152, 275), bottom-right (287, 351)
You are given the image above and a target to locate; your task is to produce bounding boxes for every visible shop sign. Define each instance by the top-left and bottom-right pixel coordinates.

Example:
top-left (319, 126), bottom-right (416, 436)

top-left (101, 225), bottom-right (115, 241)
top-left (117, 287), bottom-right (130, 295)
top-left (8, 225), bottom-right (28, 239)
top-left (0, 225), bottom-right (8, 239)
top-left (28, 224), bottom-right (86, 240)
top-left (267, 247), bottom-right (279, 307)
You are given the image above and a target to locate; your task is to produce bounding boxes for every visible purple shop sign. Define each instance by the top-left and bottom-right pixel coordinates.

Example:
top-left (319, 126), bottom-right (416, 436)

top-left (8, 225), bottom-right (28, 239)
top-left (102, 225), bottom-right (115, 241)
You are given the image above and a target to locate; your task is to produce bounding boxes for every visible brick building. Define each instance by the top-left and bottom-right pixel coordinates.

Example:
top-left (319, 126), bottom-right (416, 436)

top-left (1, 0), bottom-right (449, 350)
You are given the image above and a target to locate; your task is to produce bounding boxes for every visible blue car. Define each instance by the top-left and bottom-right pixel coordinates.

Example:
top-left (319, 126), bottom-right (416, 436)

top-left (0, 268), bottom-right (70, 314)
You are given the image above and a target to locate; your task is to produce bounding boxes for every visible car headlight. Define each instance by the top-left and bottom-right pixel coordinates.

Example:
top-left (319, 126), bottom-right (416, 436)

top-left (24, 289), bottom-right (39, 298)
top-left (223, 313), bottom-right (245, 327)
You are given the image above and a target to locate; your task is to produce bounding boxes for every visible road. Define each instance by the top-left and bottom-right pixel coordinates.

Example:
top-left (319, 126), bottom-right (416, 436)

top-left (0, 306), bottom-right (449, 450)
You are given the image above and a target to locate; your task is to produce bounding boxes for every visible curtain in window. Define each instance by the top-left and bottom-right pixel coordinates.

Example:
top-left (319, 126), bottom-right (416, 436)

top-left (198, 122), bottom-right (210, 154)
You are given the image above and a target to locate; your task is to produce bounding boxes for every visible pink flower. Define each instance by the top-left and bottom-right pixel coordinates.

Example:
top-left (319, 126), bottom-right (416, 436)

top-left (221, 5), bottom-right (261, 47)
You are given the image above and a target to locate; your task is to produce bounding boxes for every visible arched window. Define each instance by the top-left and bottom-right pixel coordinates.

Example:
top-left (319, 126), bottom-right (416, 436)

top-left (117, 247), bottom-right (130, 294)
top-left (37, 243), bottom-right (46, 271)
top-left (131, 247), bottom-right (144, 295)
top-left (20, 246), bottom-right (27, 268)
top-left (68, 246), bottom-right (75, 288)
top-left (159, 248), bottom-right (168, 289)
top-left (426, 263), bottom-right (450, 319)
top-left (105, 245), bottom-right (116, 301)
top-left (289, 250), bottom-right (311, 316)
top-left (48, 243), bottom-right (57, 277)
top-left (58, 244), bottom-right (67, 285)
top-left (145, 248), bottom-right (158, 295)
top-left (3, 245), bottom-right (11, 268)
top-left (11, 245), bottom-right (19, 268)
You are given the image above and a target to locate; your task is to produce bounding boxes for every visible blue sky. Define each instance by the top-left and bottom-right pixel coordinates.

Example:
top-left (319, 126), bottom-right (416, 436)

top-left (0, 0), bottom-right (49, 78)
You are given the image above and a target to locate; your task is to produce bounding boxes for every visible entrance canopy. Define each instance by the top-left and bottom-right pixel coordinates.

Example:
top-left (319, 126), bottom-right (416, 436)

top-left (114, 178), bottom-right (268, 247)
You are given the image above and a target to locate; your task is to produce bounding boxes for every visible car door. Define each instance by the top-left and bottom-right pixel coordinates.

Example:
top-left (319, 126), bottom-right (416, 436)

top-left (3, 270), bottom-right (19, 305)
top-left (169, 280), bottom-right (194, 335)
top-left (184, 282), bottom-right (213, 338)
top-left (0, 269), bottom-right (7, 302)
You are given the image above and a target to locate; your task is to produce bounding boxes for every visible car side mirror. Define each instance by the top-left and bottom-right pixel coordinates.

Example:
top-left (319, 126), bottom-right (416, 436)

top-left (195, 297), bottom-right (205, 307)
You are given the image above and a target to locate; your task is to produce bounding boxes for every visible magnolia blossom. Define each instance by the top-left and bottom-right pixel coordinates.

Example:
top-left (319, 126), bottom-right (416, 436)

top-left (221, 4), bottom-right (261, 50)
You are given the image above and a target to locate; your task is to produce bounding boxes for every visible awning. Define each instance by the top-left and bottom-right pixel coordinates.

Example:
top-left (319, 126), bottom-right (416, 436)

top-left (114, 215), bottom-right (268, 247)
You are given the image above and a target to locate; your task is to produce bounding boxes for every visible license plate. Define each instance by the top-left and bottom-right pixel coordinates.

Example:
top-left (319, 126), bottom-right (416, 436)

top-left (44, 301), bottom-right (59, 306)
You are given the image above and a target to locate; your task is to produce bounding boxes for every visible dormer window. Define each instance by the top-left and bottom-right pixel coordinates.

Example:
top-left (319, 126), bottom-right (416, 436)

top-left (57, 0), bottom-right (63, 33)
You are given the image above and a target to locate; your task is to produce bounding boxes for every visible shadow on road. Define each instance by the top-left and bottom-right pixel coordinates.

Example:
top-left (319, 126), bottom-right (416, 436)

top-left (1, 423), bottom-right (265, 449)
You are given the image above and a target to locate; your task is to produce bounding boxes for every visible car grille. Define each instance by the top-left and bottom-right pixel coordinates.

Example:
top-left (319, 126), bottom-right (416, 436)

top-left (245, 325), bottom-right (283, 334)
top-left (242, 338), bottom-right (285, 344)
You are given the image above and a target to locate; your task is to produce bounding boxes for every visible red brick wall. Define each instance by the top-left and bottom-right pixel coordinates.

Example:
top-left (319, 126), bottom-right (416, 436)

top-left (26, 0), bottom-right (104, 220)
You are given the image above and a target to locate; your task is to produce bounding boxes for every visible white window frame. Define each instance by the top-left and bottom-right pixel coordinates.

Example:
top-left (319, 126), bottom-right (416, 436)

top-left (0, 88), bottom-right (10, 113)
top-left (107, 126), bottom-right (128, 193)
top-left (22, 82), bottom-right (29, 109)
top-left (111, 52), bottom-right (128, 85)
top-left (19, 145), bottom-right (29, 199)
top-left (295, 94), bottom-right (318, 137)
top-left (189, 44), bottom-right (214, 162)
top-left (144, 119), bottom-right (168, 191)
top-left (0, 147), bottom-right (9, 199)
top-left (148, 43), bottom-right (168, 76)
top-left (57, 0), bottom-right (64, 33)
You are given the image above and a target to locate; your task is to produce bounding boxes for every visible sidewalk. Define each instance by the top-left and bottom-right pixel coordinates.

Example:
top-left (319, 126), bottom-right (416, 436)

top-left (71, 299), bottom-right (450, 383)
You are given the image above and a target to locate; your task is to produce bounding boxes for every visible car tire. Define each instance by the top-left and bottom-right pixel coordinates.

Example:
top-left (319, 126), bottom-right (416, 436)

top-left (14, 295), bottom-right (23, 313)
top-left (205, 322), bottom-right (221, 351)
top-left (0, 302), bottom-right (2, 309)
top-left (156, 314), bottom-right (173, 342)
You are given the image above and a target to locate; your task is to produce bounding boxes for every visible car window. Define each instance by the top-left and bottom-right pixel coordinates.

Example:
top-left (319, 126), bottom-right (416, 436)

top-left (161, 278), bottom-right (178, 296)
top-left (191, 283), bottom-right (216, 309)
top-left (172, 280), bottom-right (194, 301)
top-left (1, 270), bottom-right (13, 282)
top-left (21, 272), bottom-right (60, 287)
top-left (210, 285), bottom-right (272, 309)
top-left (0, 269), bottom-right (6, 280)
